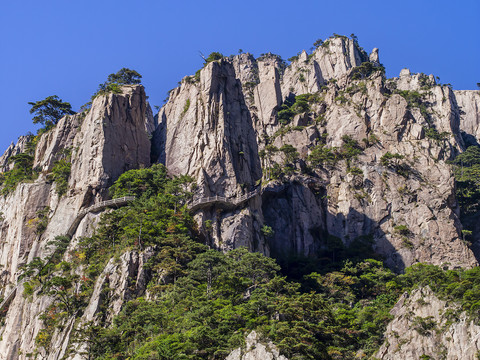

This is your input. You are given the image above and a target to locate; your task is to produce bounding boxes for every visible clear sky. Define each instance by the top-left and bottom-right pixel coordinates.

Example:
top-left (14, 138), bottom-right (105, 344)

top-left (0, 0), bottom-right (478, 152)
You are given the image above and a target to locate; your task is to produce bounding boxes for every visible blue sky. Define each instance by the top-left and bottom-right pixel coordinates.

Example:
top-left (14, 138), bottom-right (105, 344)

top-left (0, 0), bottom-right (478, 152)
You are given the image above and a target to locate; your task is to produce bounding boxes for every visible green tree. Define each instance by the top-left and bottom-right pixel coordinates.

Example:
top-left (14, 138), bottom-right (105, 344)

top-left (308, 143), bottom-right (339, 167)
top-left (94, 68), bottom-right (143, 99)
top-left (280, 144), bottom-right (299, 165)
top-left (205, 52), bottom-right (223, 63)
top-left (106, 68), bottom-right (142, 85)
top-left (49, 159), bottom-right (71, 196)
top-left (28, 96), bottom-right (75, 129)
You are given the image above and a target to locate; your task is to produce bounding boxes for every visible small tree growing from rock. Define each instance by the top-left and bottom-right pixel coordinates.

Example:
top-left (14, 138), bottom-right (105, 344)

top-left (28, 95), bottom-right (75, 129)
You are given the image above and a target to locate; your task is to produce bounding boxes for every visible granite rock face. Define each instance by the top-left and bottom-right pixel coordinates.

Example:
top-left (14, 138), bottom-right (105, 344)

top-left (0, 85), bottom-right (153, 360)
top-left (152, 40), bottom-right (477, 270)
top-left (376, 287), bottom-right (480, 360)
top-left (225, 331), bottom-right (288, 360)
top-left (455, 89), bottom-right (480, 144)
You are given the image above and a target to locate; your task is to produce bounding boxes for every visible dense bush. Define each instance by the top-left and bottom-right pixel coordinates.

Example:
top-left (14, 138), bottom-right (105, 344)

top-left (0, 136), bottom-right (39, 195)
top-left (49, 159), bottom-right (71, 196)
top-left (277, 93), bottom-right (319, 125)
top-left (350, 62), bottom-right (385, 80)
top-left (451, 146), bottom-right (480, 215)
top-left (92, 68), bottom-right (142, 100)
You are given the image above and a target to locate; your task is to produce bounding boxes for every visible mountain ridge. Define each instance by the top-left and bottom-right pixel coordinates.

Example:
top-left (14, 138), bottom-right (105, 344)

top-left (0, 34), bottom-right (479, 359)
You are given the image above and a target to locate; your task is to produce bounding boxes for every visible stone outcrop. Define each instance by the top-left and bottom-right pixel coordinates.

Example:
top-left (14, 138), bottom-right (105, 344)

top-left (455, 89), bottom-right (480, 144)
top-left (225, 331), bottom-right (288, 360)
top-left (376, 287), bottom-right (480, 359)
top-left (0, 135), bottom-right (33, 172)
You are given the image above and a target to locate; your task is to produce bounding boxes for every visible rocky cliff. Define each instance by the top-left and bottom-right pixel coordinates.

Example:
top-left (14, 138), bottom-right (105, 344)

top-left (376, 287), bottom-right (480, 359)
top-left (0, 34), bottom-right (479, 359)
top-left (0, 85), bottom-right (153, 359)
top-left (153, 35), bottom-right (478, 271)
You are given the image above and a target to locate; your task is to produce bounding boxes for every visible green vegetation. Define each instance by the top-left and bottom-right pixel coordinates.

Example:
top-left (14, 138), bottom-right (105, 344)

top-left (347, 166), bottom-right (363, 176)
top-left (380, 152), bottom-right (404, 167)
top-left (380, 152), bottom-right (411, 178)
top-left (350, 62), bottom-right (385, 80)
top-left (308, 143), bottom-right (339, 167)
top-left (307, 135), bottom-right (363, 169)
top-left (104, 68), bottom-right (142, 85)
top-left (93, 68), bottom-right (142, 100)
top-left (261, 225), bottom-right (274, 238)
top-left (362, 133), bottom-right (379, 147)
top-left (339, 135), bottom-right (362, 161)
top-left (424, 127), bottom-right (449, 142)
top-left (26, 207), bottom-right (51, 235)
top-left (312, 38), bottom-right (324, 48)
top-left (280, 144), bottom-right (299, 165)
top-left (74, 254), bottom-right (480, 360)
top-left (194, 52), bottom-right (224, 81)
top-left (277, 93), bottom-right (320, 125)
top-left (394, 224), bottom-right (411, 237)
top-left (28, 96), bottom-right (75, 130)
top-left (16, 161), bottom-right (480, 358)
top-left (205, 52), bottom-right (223, 63)
top-left (182, 99), bottom-right (191, 115)
top-left (394, 89), bottom-right (430, 121)
top-left (451, 146), bottom-right (480, 216)
top-left (0, 136), bottom-right (39, 195)
top-left (48, 149), bottom-right (72, 197)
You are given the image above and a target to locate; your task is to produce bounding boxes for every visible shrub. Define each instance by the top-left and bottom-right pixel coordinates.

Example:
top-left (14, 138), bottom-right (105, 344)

top-left (280, 144), bottom-right (299, 165)
top-left (205, 52), bottom-right (223, 63)
top-left (350, 62), bottom-right (385, 80)
top-left (394, 224), bottom-right (411, 237)
top-left (308, 144), bottom-right (339, 167)
top-left (1, 148), bottom-right (38, 195)
top-left (424, 127), bottom-right (449, 142)
top-left (92, 68), bottom-right (142, 100)
top-left (261, 225), bottom-right (275, 238)
top-left (182, 99), bottom-right (190, 115)
top-left (340, 135), bottom-right (363, 160)
top-left (347, 166), bottom-right (363, 176)
top-left (451, 146), bottom-right (480, 216)
top-left (380, 152), bottom-right (404, 167)
top-left (313, 39), bottom-right (324, 48)
top-left (49, 159), bottom-right (71, 196)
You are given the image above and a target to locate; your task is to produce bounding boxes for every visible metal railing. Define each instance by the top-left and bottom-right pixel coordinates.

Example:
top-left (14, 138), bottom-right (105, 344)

top-left (67, 196), bottom-right (136, 237)
top-left (188, 183), bottom-right (287, 211)
top-left (0, 286), bottom-right (17, 315)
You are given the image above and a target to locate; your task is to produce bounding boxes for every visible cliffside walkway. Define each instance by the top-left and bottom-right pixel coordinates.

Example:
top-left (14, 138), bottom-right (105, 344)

top-left (188, 184), bottom-right (286, 212)
top-left (67, 196), bottom-right (136, 237)
top-left (1, 185), bottom-right (289, 314)
top-left (0, 286), bottom-right (17, 315)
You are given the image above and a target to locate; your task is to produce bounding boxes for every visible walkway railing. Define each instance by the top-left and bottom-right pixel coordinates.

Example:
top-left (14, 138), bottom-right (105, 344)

top-left (67, 196), bottom-right (135, 237)
top-left (188, 183), bottom-right (287, 211)
top-left (0, 286), bottom-right (17, 315)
